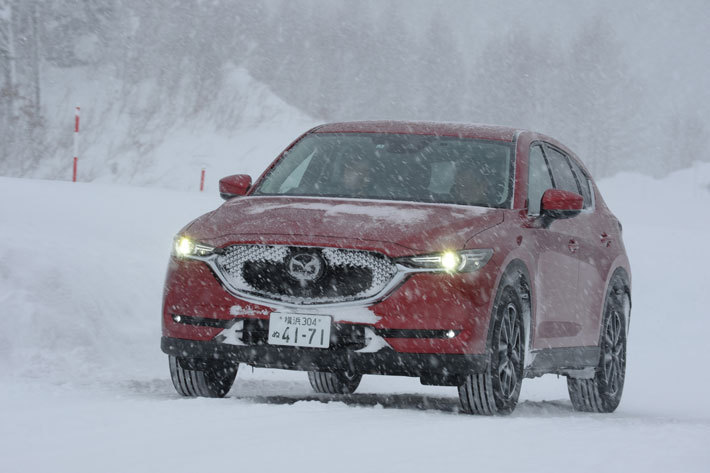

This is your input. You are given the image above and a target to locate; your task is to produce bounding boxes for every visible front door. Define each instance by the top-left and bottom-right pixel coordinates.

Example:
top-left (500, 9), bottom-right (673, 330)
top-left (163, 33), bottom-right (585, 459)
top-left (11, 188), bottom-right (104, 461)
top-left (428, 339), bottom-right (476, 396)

top-left (526, 144), bottom-right (582, 349)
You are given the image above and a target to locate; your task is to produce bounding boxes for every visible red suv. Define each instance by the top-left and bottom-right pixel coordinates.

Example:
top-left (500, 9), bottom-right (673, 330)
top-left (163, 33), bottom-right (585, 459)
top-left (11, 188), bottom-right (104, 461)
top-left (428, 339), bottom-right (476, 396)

top-left (162, 121), bottom-right (631, 415)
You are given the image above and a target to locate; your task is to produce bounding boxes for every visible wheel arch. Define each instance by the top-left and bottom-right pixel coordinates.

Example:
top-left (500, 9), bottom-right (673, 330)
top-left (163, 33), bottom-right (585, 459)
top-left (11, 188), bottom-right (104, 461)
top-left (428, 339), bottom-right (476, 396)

top-left (605, 253), bottom-right (632, 304)
top-left (486, 259), bottom-right (533, 366)
top-left (599, 266), bottom-right (632, 342)
top-left (611, 266), bottom-right (632, 307)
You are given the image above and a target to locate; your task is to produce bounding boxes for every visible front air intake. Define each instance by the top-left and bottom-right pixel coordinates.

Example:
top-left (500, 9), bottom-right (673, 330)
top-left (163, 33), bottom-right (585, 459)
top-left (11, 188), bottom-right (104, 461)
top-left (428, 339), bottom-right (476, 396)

top-left (214, 245), bottom-right (398, 305)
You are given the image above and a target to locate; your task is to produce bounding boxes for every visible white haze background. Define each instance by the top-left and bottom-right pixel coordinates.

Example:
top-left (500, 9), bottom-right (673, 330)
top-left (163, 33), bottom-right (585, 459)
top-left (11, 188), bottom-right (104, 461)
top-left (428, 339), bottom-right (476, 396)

top-left (0, 0), bottom-right (709, 184)
top-left (1, 1), bottom-right (709, 472)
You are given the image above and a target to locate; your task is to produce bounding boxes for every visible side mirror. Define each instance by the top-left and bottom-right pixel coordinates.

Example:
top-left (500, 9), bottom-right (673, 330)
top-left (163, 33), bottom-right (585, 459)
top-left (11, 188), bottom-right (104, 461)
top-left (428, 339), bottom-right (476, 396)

top-left (219, 174), bottom-right (252, 200)
top-left (539, 189), bottom-right (583, 227)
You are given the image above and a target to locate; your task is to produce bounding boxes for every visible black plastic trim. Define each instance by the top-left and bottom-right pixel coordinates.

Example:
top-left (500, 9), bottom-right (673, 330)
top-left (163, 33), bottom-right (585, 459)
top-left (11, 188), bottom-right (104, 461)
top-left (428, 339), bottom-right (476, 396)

top-left (374, 329), bottom-right (459, 339)
top-left (171, 314), bottom-right (233, 329)
top-left (161, 336), bottom-right (489, 377)
top-left (173, 315), bottom-right (460, 341)
top-left (525, 346), bottom-right (600, 377)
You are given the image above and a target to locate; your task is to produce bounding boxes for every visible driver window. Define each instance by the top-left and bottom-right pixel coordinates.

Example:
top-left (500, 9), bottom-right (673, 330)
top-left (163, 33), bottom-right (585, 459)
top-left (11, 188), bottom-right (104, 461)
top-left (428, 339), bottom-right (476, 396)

top-left (528, 144), bottom-right (553, 215)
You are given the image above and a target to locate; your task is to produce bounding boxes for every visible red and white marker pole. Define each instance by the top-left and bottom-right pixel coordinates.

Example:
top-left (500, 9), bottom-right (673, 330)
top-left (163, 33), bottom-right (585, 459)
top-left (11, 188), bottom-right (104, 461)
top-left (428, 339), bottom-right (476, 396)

top-left (200, 168), bottom-right (205, 192)
top-left (73, 106), bottom-right (80, 182)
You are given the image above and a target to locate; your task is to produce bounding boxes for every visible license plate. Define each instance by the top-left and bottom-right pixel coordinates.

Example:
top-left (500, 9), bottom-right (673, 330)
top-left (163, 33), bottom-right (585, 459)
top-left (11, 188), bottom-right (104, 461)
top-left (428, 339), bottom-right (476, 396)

top-left (268, 313), bottom-right (331, 349)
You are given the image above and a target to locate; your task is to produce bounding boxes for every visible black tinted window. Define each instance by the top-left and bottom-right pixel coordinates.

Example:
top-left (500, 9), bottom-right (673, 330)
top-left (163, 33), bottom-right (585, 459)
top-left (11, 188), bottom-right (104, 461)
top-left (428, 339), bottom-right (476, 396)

top-left (566, 157), bottom-right (593, 209)
top-left (528, 144), bottom-right (553, 215)
top-left (545, 146), bottom-right (580, 195)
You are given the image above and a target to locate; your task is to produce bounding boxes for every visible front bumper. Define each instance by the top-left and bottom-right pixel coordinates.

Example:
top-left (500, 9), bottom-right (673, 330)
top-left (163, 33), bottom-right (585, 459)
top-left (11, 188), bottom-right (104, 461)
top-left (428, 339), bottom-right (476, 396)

top-left (162, 257), bottom-right (498, 356)
top-left (161, 336), bottom-right (489, 377)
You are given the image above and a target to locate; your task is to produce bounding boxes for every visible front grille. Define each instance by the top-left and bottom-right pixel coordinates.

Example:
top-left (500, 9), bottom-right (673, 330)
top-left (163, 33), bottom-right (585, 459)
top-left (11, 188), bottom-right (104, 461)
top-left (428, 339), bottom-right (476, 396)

top-left (214, 244), bottom-right (398, 304)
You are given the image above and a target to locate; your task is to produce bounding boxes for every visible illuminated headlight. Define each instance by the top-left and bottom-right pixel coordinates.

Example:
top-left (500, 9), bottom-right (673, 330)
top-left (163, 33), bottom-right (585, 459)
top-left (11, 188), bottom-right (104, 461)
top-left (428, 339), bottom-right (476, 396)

top-left (398, 249), bottom-right (493, 273)
top-left (172, 236), bottom-right (216, 258)
top-left (440, 251), bottom-right (461, 271)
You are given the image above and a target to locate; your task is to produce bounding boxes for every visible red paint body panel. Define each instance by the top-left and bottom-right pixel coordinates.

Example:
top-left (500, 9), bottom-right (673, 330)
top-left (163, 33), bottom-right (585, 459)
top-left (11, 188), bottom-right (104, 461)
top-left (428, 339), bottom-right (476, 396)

top-left (162, 121), bottom-right (631, 368)
top-left (541, 189), bottom-right (584, 211)
top-left (185, 196), bottom-right (503, 255)
top-left (163, 253), bottom-right (502, 355)
top-left (219, 174), bottom-right (252, 197)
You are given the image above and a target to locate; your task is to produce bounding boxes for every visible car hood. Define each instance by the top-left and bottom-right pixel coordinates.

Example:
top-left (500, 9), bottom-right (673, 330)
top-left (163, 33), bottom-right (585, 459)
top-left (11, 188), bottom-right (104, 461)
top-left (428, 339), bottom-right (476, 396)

top-left (185, 196), bottom-right (503, 257)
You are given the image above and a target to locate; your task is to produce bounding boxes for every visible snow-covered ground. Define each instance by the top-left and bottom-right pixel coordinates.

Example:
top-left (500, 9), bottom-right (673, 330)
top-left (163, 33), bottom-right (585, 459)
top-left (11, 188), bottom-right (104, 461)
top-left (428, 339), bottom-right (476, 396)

top-left (1, 162), bottom-right (710, 472)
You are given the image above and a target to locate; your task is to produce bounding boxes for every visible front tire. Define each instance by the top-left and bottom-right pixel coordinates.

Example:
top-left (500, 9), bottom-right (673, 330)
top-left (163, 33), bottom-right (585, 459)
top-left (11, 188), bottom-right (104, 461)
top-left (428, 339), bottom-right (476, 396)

top-left (308, 371), bottom-right (362, 394)
top-left (169, 356), bottom-right (238, 398)
top-left (458, 286), bottom-right (525, 415)
top-left (568, 280), bottom-right (628, 413)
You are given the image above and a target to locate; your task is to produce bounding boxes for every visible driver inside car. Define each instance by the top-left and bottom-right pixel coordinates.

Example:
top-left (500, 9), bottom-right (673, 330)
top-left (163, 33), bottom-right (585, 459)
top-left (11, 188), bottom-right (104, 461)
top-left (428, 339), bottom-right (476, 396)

top-left (451, 162), bottom-right (495, 206)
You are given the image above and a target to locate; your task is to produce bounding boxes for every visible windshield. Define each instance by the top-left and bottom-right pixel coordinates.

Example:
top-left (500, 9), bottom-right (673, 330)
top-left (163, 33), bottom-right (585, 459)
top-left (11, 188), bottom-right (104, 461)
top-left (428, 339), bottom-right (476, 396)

top-left (254, 133), bottom-right (515, 208)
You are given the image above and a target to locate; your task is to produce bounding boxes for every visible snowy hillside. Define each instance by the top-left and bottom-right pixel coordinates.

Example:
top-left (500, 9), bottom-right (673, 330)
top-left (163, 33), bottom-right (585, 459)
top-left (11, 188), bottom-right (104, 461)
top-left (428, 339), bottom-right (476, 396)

top-left (26, 64), bottom-right (316, 190)
top-left (1, 163), bottom-right (709, 472)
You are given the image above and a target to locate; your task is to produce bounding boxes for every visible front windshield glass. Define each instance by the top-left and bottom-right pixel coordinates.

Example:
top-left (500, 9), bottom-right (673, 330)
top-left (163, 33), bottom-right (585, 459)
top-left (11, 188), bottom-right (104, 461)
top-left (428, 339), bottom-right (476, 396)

top-left (254, 133), bottom-right (515, 208)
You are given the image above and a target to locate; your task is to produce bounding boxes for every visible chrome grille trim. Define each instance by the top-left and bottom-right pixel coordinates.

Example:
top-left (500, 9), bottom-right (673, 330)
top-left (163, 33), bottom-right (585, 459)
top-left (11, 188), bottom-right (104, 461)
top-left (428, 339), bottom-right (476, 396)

top-left (210, 244), bottom-right (399, 305)
top-left (217, 245), bottom-right (289, 295)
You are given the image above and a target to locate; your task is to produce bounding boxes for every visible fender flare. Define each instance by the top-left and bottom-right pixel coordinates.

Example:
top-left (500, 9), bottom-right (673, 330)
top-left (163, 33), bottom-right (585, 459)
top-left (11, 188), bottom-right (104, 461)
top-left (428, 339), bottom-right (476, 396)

top-left (598, 267), bottom-right (632, 342)
top-left (485, 259), bottom-right (533, 365)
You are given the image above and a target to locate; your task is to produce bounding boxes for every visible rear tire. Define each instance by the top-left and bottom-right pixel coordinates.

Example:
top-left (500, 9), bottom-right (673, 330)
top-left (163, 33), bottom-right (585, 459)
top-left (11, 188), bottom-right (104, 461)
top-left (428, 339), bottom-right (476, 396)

top-left (169, 356), bottom-right (238, 398)
top-left (458, 286), bottom-right (525, 415)
top-left (308, 371), bottom-right (362, 394)
top-left (568, 278), bottom-right (629, 413)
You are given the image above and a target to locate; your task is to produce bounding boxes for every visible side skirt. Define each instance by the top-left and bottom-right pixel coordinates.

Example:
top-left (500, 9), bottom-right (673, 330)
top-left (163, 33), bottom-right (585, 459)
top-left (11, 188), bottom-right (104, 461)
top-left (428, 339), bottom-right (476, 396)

top-left (525, 346), bottom-right (600, 379)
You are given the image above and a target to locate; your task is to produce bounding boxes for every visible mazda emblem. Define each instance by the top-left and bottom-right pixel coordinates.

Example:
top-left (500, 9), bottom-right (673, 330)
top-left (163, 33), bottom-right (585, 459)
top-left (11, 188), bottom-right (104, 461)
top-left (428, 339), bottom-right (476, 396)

top-left (287, 253), bottom-right (324, 283)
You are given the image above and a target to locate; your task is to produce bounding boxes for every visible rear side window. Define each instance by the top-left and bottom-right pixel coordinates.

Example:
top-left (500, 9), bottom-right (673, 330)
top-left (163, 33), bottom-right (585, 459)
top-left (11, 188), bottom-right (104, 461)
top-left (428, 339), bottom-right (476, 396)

top-left (566, 157), bottom-right (593, 209)
top-left (527, 144), bottom-right (554, 215)
top-left (545, 146), bottom-right (581, 195)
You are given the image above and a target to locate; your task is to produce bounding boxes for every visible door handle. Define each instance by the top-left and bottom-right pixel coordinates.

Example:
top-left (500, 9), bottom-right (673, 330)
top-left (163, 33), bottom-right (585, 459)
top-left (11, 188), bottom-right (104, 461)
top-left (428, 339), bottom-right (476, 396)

top-left (600, 232), bottom-right (613, 247)
top-left (568, 239), bottom-right (579, 253)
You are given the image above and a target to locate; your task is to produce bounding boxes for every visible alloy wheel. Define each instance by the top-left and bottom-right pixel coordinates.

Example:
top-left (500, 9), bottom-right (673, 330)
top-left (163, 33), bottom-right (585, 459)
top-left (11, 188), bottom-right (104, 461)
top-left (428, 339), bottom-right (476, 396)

top-left (602, 308), bottom-right (625, 396)
top-left (497, 303), bottom-right (523, 400)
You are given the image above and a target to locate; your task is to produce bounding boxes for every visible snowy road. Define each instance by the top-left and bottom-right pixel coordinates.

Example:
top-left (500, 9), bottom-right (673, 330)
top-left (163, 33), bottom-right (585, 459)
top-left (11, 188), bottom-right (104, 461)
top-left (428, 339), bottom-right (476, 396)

top-left (3, 373), bottom-right (708, 473)
top-left (2, 167), bottom-right (710, 472)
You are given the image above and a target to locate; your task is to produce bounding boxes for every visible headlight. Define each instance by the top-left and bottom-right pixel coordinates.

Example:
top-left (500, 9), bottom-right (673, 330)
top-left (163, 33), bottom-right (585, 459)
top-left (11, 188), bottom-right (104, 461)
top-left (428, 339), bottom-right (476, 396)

top-left (172, 236), bottom-right (216, 258)
top-left (397, 249), bottom-right (493, 273)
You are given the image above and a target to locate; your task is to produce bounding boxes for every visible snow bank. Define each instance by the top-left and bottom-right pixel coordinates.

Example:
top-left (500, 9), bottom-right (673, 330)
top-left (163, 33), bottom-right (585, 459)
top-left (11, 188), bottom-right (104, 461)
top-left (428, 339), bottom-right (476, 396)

top-left (0, 177), bottom-right (217, 382)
